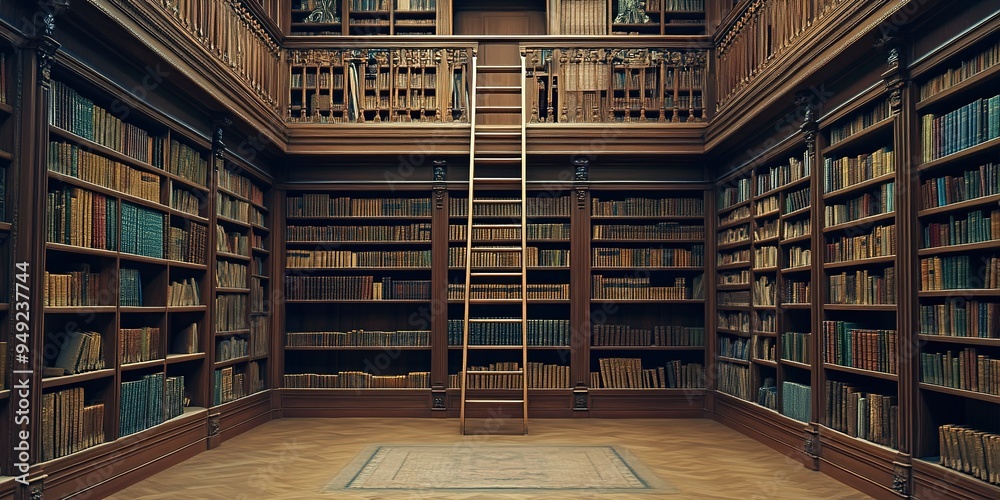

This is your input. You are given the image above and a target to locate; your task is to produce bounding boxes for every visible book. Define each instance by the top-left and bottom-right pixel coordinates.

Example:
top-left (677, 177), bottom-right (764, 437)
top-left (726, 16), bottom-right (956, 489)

top-left (40, 387), bottom-right (105, 461)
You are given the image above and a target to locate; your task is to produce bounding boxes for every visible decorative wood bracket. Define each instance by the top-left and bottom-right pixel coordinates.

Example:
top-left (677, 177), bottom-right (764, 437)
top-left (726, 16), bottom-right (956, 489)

top-left (208, 413), bottom-right (221, 437)
top-left (212, 116), bottom-right (232, 166)
top-left (573, 158), bottom-right (590, 210)
top-left (875, 31), bottom-right (908, 116)
top-left (432, 160), bottom-right (447, 209)
top-left (891, 461), bottom-right (911, 496)
top-left (573, 387), bottom-right (588, 411)
top-left (431, 388), bottom-right (446, 410)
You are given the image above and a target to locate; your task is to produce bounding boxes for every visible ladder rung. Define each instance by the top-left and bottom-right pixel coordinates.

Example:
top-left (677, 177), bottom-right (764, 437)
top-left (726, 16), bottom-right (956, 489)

top-left (477, 65), bottom-right (521, 72)
top-left (467, 299), bottom-right (523, 304)
top-left (471, 246), bottom-right (523, 251)
top-left (466, 370), bottom-right (523, 375)
top-left (465, 399), bottom-right (526, 404)
top-left (470, 272), bottom-right (523, 277)
top-left (473, 177), bottom-right (523, 182)
top-left (476, 86), bottom-right (522, 93)
top-left (476, 105), bottom-right (522, 112)
top-left (473, 199), bottom-right (522, 204)
top-left (475, 156), bottom-right (522, 162)
top-left (472, 224), bottom-right (521, 228)
top-left (469, 318), bottom-right (523, 323)
top-left (468, 345), bottom-right (525, 350)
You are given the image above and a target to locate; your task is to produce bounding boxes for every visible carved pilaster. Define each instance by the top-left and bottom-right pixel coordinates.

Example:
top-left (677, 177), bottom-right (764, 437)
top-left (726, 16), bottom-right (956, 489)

top-left (431, 388), bottom-right (446, 410)
top-left (208, 414), bottom-right (221, 437)
top-left (573, 158), bottom-right (589, 210)
top-left (432, 160), bottom-right (447, 209)
top-left (875, 32), bottom-right (907, 116)
top-left (891, 461), bottom-right (911, 496)
top-left (34, 0), bottom-right (70, 86)
top-left (794, 90), bottom-right (818, 160)
top-left (573, 387), bottom-right (588, 411)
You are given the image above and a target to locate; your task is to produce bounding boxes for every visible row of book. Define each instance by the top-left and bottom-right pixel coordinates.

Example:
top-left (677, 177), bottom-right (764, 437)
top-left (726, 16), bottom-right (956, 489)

top-left (250, 316), bottom-right (269, 358)
top-left (48, 141), bottom-right (161, 204)
top-left (450, 248), bottom-right (524, 269)
top-left (782, 332), bottom-right (811, 364)
top-left (827, 268), bottom-right (896, 305)
top-left (591, 275), bottom-right (694, 301)
top-left (717, 361), bottom-right (751, 400)
top-left (283, 371), bottom-right (431, 389)
top-left (121, 203), bottom-right (166, 259)
top-left (251, 277), bottom-right (268, 314)
top-left (162, 139), bottom-right (209, 187)
top-left (781, 279), bottom-right (812, 304)
top-left (756, 156), bottom-right (809, 194)
top-left (922, 209), bottom-right (1000, 249)
top-left (120, 327), bottom-right (162, 365)
top-left (718, 205), bottom-right (751, 226)
top-left (46, 186), bottom-right (119, 250)
top-left (782, 381), bottom-right (812, 423)
top-left (287, 249), bottom-right (431, 268)
top-left (823, 321), bottom-right (897, 374)
top-left (755, 195), bottom-right (779, 216)
top-left (167, 223), bottom-right (208, 265)
top-left (591, 196), bottom-right (704, 217)
top-left (785, 219), bottom-right (810, 239)
top-left (217, 192), bottom-right (265, 226)
top-left (921, 94), bottom-right (1000, 163)
top-left (752, 276), bottom-right (776, 307)
top-left (285, 276), bottom-right (432, 301)
top-left (213, 366), bottom-right (247, 405)
top-left (919, 36), bottom-right (1000, 100)
top-left (591, 246), bottom-right (703, 268)
top-left (171, 323), bottom-right (200, 355)
top-left (825, 380), bottom-right (898, 449)
top-left (288, 329), bottom-right (431, 347)
top-left (921, 163), bottom-right (1000, 210)
top-left (758, 379), bottom-right (777, 410)
top-left (717, 248), bottom-right (750, 266)
top-left (217, 167), bottom-right (264, 207)
top-left (920, 299), bottom-right (1000, 338)
top-left (937, 424), bottom-right (1000, 485)
top-left (448, 283), bottom-right (570, 301)
top-left (592, 324), bottom-right (705, 347)
top-left (217, 261), bottom-right (248, 288)
top-left (754, 246), bottom-right (778, 269)
top-left (785, 187), bottom-right (810, 214)
top-left (756, 336), bottom-right (775, 361)
top-left (786, 246), bottom-right (811, 269)
top-left (824, 183), bottom-right (895, 227)
top-left (216, 294), bottom-right (248, 332)
top-left (119, 268), bottom-right (143, 307)
top-left (287, 223), bottom-right (432, 242)
top-left (559, 0), bottom-right (608, 35)
top-left (717, 290), bottom-right (749, 306)
top-left (453, 362), bottom-right (571, 389)
top-left (719, 335), bottom-right (750, 361)
top-left (120, 373), bottom-right (185, 437)
top-left (249, 361), bottom-right (266, 395)
top-left (48, 330), bottom-right (105, 376)
top-left (717, 310), bottom-right (750, 332)
top-left (822, 146), bottom-right (895, 194)
top-left (593, 358), bottom-right (705, 389)
top-left (217, 336), bottom-right (249, 363)
top-left (168, 278), bottom-right (201, 307)
top-left (49, 81), bottom-right (152, 164)
top-left (43, 267), bottom-right (107, 307)
top-left (921, 255), bottom-right (1000, 290)
top-left (828, 99), bottom-right (890, 145)
top-left (288, 194), bottom-right (432, 218)
top-left (717, 269), bottom-right (750, 286)
top-left (825, 225), bottom-right (895, 263)
top-left (217, 225), bottom-right (249, 256)
top-left (755, 311), bottom-right (775, 333)
top-left (717, 224), bottom-right (750, 246)
top-left (592, 222), bottom-right (704, 240)
top-left (448, 319), bottom-right (571, 347)
top-left (448, 223), bottom-right (573, 241)
top-left (40, 386), bottom-right (106, 462)
top-left (920, 348), bottom-right (1000, 396)
top-left (756, 219), bottom-right (780, 240)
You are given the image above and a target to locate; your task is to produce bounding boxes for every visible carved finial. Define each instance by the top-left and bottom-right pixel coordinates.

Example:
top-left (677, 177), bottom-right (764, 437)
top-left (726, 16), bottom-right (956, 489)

top-left (35, 0), bottom-right (70, 83)
top-left (574, 159), bottom-right (590, 181)
top-left (433, 160), bottom-right (447, 182)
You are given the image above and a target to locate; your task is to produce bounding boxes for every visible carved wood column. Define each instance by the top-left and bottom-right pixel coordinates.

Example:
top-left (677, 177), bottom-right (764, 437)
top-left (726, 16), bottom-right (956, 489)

top-left (431, 160), bottom-right (448, 411)
top-left (571, 159), bottom-right (590, 411)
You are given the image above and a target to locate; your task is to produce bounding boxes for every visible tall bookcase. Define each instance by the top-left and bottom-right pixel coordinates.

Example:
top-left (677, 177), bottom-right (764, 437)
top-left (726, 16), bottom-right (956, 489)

top-left (40, 71), bottom-right (213, 476)
top-left (0, 44), bottom-right (16, 490)
top-left (909, 26), bottom-right (1000, 498)
top-left (289, 0), bottom-right (446, 36)
top-left (715, 171), bottom-right (753, 401)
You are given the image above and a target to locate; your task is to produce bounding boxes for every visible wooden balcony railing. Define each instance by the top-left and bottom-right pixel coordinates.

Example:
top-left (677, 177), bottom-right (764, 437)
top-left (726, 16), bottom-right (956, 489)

top-left (524, 47), bottom-right (708, 124)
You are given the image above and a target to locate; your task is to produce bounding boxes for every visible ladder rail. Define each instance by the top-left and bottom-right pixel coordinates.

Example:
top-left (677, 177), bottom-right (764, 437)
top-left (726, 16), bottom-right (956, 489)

top-left (519, 51), bottom-right (528, 434)
top-left (460, 52), bottom-right (478, 436)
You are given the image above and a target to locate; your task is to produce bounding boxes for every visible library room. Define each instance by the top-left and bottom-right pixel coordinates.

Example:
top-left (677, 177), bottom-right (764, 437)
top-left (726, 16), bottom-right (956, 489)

top-left (1, 0), bottom-right (999, 498)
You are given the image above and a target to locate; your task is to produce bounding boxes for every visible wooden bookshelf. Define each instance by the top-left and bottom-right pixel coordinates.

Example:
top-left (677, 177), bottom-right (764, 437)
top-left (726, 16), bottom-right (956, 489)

top-left (289, 0), bottom-right (443, 36)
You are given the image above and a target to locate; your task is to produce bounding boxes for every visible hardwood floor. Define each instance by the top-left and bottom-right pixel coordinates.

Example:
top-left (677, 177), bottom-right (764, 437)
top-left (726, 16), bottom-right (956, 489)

top-left (109, 418), bottom-right (872, 499)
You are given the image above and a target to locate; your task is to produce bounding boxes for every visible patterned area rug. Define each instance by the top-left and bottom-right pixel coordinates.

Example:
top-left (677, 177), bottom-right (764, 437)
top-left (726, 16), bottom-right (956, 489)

top-left (324, 445), bottom-right (674, 493)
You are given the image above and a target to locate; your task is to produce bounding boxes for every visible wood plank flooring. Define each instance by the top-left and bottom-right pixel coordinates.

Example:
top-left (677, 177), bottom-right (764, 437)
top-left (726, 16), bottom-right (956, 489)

top-left (109, 418), bottom-right (872, 499)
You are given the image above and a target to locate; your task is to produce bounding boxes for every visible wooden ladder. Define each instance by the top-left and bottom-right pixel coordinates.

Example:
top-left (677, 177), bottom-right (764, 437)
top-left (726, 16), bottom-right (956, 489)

top-left (458, 51), bottom-right (528, 435)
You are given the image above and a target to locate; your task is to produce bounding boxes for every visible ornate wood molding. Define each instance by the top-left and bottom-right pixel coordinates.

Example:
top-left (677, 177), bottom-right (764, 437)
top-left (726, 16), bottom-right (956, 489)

top-left (875, 31), bottom-right (908, 116)
top-left (34, 0), bottom-right (71, 85)
top-left (573, 158), bottom-right (589, 210)
top-left (432, 160), bottom-right (447, 209)
top-left (892, 461), bottom-right (911, 496)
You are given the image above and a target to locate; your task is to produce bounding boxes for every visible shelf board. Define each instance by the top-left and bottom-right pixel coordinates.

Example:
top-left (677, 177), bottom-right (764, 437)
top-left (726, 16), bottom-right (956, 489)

top-left (0, 302), bottom-right (8, 312)
top-left (716, 304), bottom-right (751, 311)
top-left (781, 302), bottom-right (812, 309)
top-left (45, 305), bottom-right (116, 314)
top-left (252, 274), bottom-right (269, 280)
top-left (166, 353), bottom-right (206, 364)
top-left (48, 171), bottom-right (169, 214)
top-left (752, 331), bottom-right (777, 337)
top-left (591, 215), bottom-right (704, 221)
top-left (589, 266), bottom-right (702, 271)
top-left (120, 306), bottom-right (167, 313)
top-left (918, 239), bottom-right (1000, 256)
top-left (253, 247), bottom-right (270, 255)
top-left (216, 329), bottom-right (251, 336)
top-left (285, 346), bottom-right (431, 351)
top-left (916, 63), bottom-right (1000, 112)
top-left (823, 117), bottom-right (895, 155)
top-left (823, 254), bottom-right (896, 269)
top-left (215, 287), bottom-right (251, 294)
top-left (287, 240), bottom-right (431, 246)
top-left (165, 206), bottom-right (209, 224)
top-left (781, 206), bottom-right (811, 220)
top-left (753, 209), bottom-right (780, 220)
top-left (167, 305), bottom-right (207, 313)
top-left (716, 240), bottom-right (752, 251)
top-left (590, 345), bottom-right (705, 351)
top-left (0, 221), bottom-right (11, 232)
top-left (49, 126), bottom-right (209, 193)
top-left (823, 363), bottom-right (898, 381)
top-left (0, 389), bottom-right (9, 401)
top-left (45, 242), bottom-right (118, 258)
top-left (252, 223), bottom-right (270, 233)
top-left (918, 334), bottom-right (1000, 346)
top-left (167, 259), bottom-right (208, 270)
top-left (917, 192), bottom-right (1000, 218)
top-left (824, 304), bottom-right (897, 311)
top-left (919, 288), bottom-right (1000, 297)
top-left (822, 172), bottom-right (896, 200)
top-left (289, 266), bottom-right (431, 271)
top-left (0, 101), bottom-right (12, 115)
top-left (214, 356), bottom-right (250, 368)
top-left (716, 262), bottom-right (751, 271)
top-left (753, 358), bottom-right (778, 368)
top-left (717, 199), bottom-right (751, 217)
top-left (717, 356), bottom-right (751, 366)
top-left (120, 252), bottom-right (171, 266)
top-left (591, 238), bottom-right (704, 244)
top-left (216, 251), bottom-right (252, 262)
top-left (755, 175), bottom-right (810, 199)
top-left (121, 359), bottom-right (165, 371)
top-left (286, 299), bottom-right (431, 304)
top-left (286, 215), bottom-right (431, 221)
top-left (753, 235), bottom-right (780, 246)
top-left (918, 382), bottom-right (1000, 405)
top-left (716, 216), bottom-right (751, 231)
top-left (217, 185), bottom-right (269, 212)
top-left (751, 266), bottom-right (779, 273)
top-left (780, 235), bottom-right (813, 248)
top-left (919, 136), bottom-right (1000, 172)
top-left (823, 212), bottom-right (896, 234)
top-left (781, 359), bottom-right (812, 370)
top-left (591, 299), bottom-right (703, 304)
top-left (42, 368), bottom-right (115, 389)
top-left (781, 265), bottom-right (812, 274)
top-left (716, 328), bottom-right (751, 337)
top-left (217, 214), bottom-right (252, 229)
